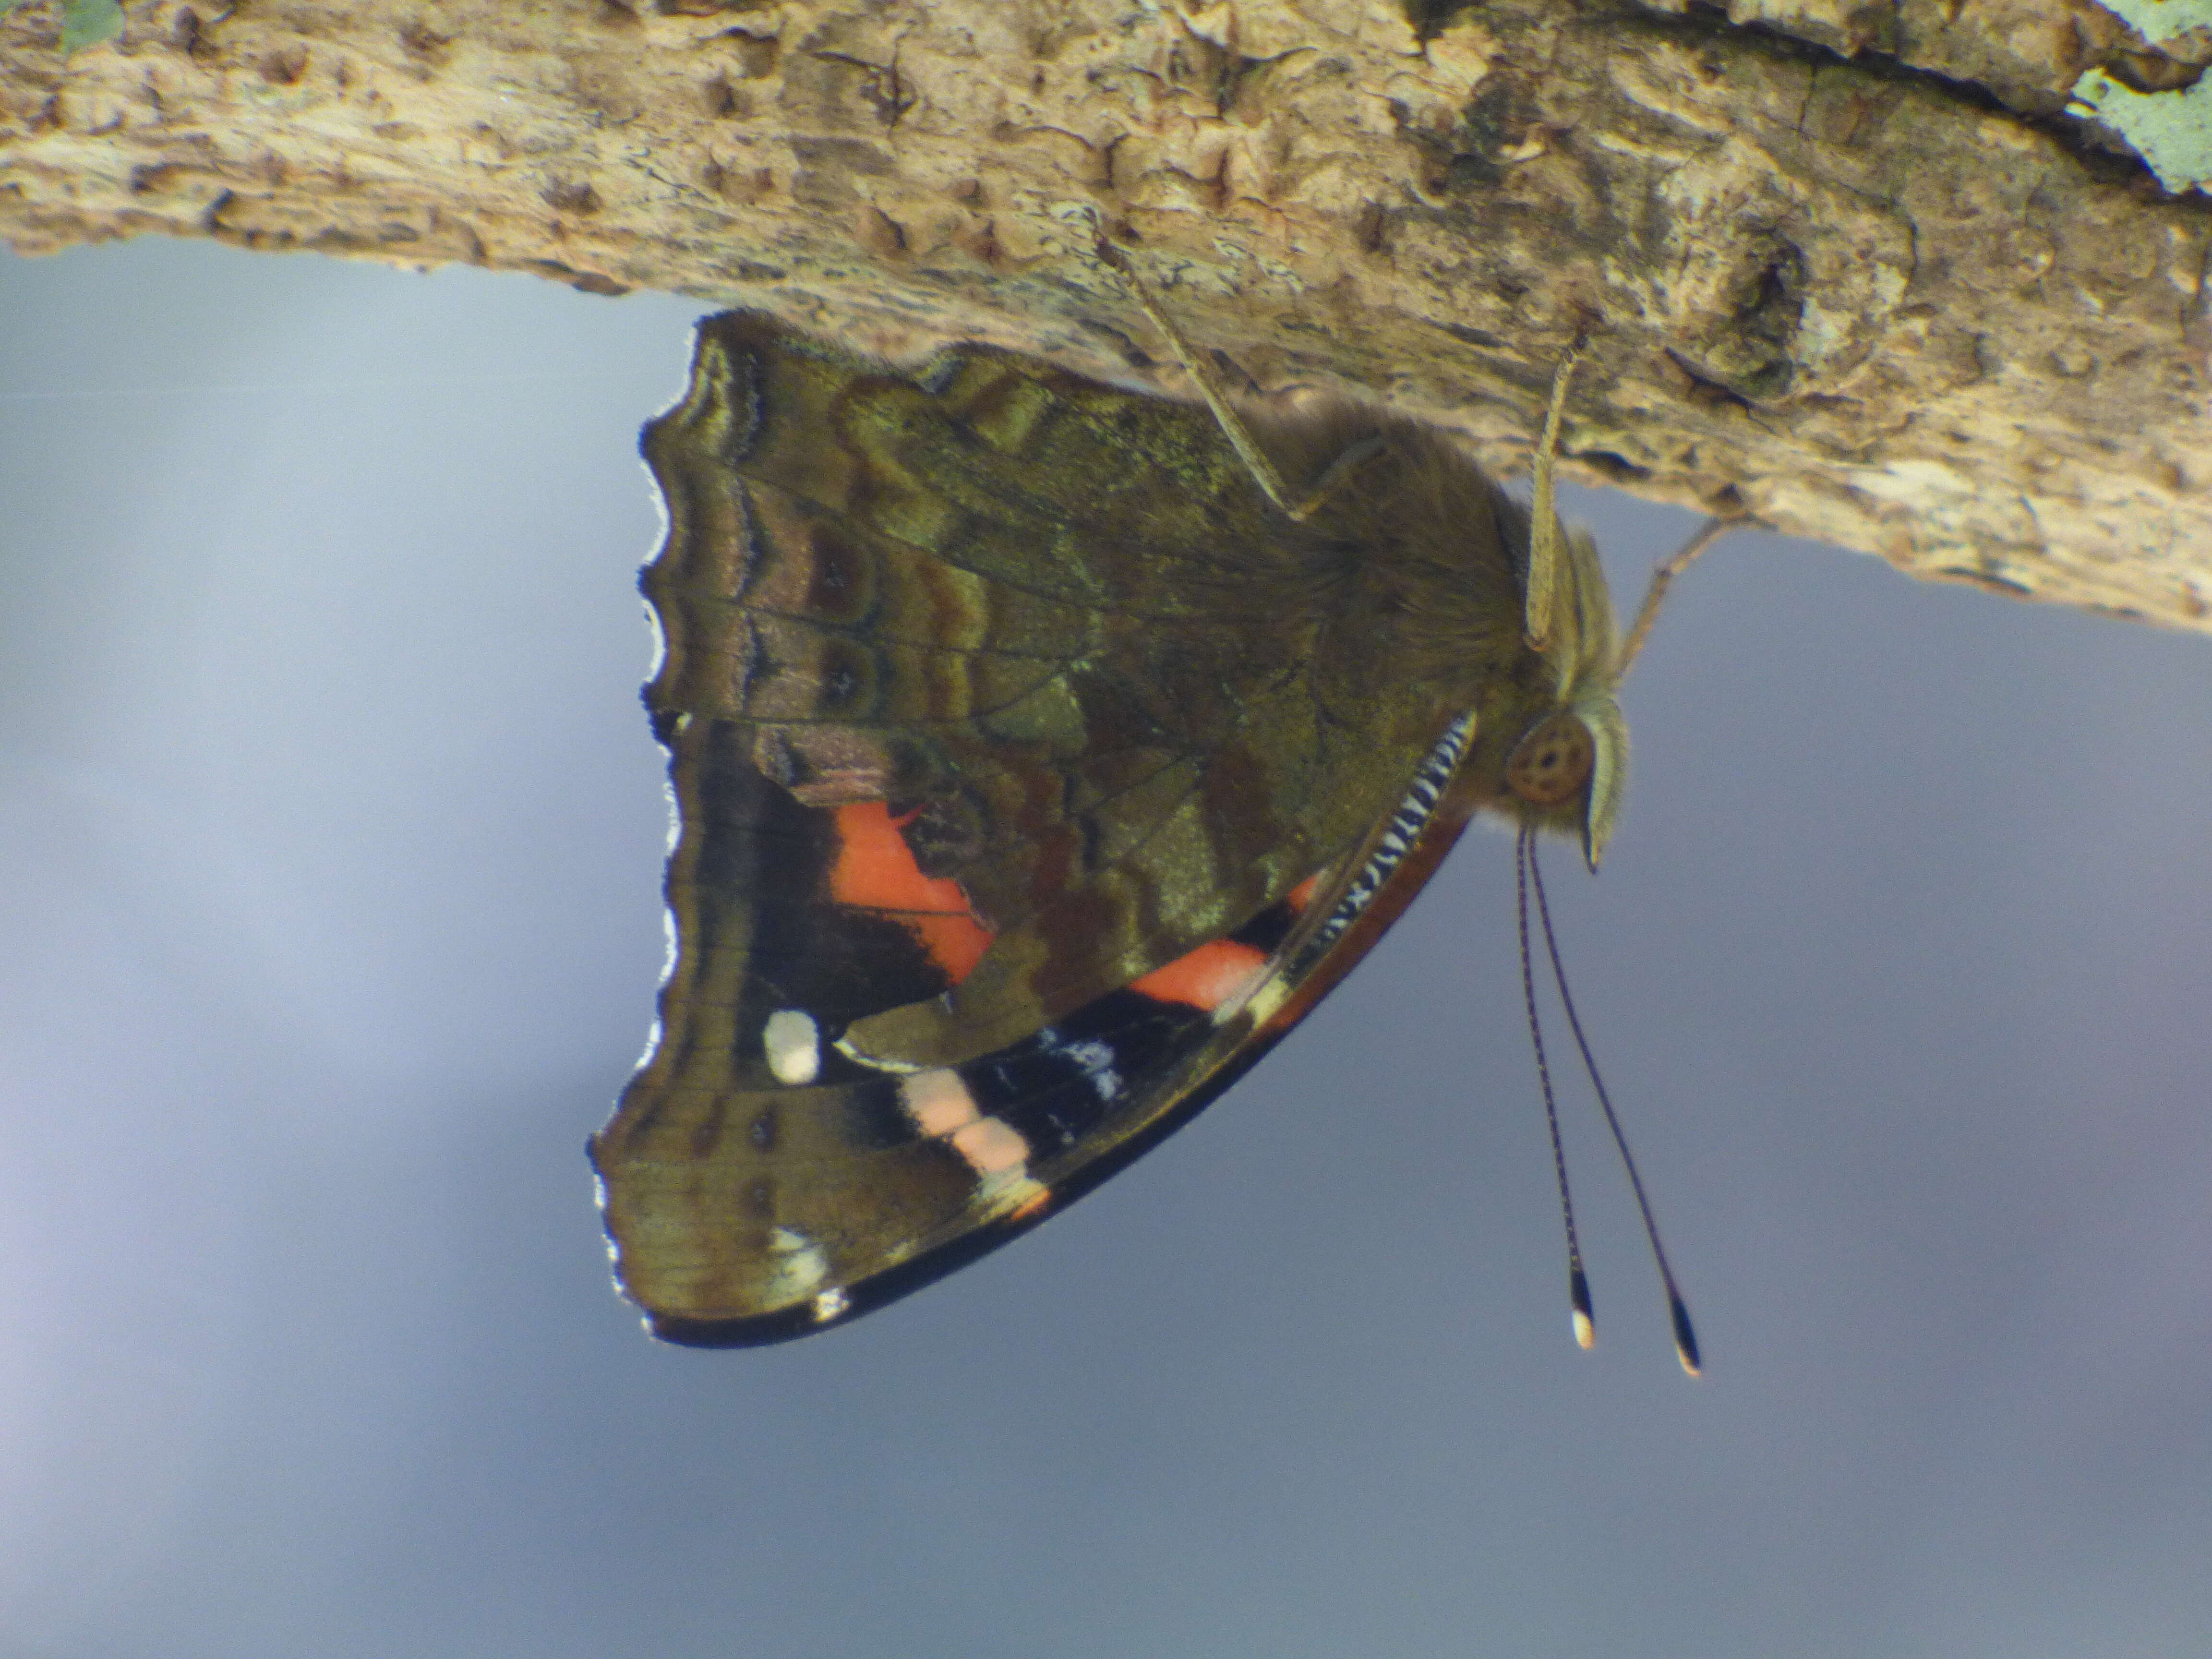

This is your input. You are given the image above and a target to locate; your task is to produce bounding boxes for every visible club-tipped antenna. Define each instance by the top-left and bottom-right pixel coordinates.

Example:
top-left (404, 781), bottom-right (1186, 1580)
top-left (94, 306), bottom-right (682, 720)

top-left (1527, 838), bottom-right (1702, 1378)
top-left (1518, 827), bottom-right (1595, 1352)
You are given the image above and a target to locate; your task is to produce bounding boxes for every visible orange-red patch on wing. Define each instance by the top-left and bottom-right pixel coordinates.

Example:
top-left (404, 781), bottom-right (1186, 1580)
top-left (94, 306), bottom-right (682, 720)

top-left (828, 801), bottom-right (994, 981)
top-left (1131, 938), bottom-right (1271, 1012)
top-left (1286, 872), bottom-right (1324, 912)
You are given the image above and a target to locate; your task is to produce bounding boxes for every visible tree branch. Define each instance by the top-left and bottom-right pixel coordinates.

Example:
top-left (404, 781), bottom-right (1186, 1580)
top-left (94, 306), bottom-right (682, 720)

top-left (7, 0), bottom-right (2209, 631)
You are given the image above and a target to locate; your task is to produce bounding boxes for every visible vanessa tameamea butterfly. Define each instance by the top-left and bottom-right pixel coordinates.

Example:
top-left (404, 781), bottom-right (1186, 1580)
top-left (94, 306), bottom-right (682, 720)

top-left (591, 241), bottom-right (1710, 1360)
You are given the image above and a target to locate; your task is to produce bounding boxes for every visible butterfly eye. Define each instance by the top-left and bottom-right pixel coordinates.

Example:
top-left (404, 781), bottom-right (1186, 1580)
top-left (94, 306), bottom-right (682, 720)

top-left (1506, 712), bottom-right (1596, 807)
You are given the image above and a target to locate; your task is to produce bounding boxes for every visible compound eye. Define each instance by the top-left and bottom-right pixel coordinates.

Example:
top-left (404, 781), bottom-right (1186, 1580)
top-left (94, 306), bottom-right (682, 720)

top-left (1506, 712), bottom-right (1595, 806)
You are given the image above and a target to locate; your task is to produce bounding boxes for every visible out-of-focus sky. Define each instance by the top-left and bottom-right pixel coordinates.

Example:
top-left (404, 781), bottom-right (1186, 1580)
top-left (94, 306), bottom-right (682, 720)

top-left (3, 237), bottom-right (2209, 1659)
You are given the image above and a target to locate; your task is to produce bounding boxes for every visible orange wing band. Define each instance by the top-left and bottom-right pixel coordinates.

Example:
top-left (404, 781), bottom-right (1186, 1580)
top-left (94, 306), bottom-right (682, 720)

top-left (1130, 939), bottom-right (1270, 1012)
top-left (828, 801), bottom-right (995, 982)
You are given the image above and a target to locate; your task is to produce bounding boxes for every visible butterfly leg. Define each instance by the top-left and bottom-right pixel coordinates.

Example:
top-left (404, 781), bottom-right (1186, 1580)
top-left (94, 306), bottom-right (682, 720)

top-left (1089, 230), bottom-right (1381, 523)
top-left (1615, 513), bottom-right (1739, 676)
top-left (1521, 343), bottom-right (1582, 653)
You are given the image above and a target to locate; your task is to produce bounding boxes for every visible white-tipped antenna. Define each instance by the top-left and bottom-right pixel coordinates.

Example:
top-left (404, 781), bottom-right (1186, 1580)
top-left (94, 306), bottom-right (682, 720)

top-left (1527, 837), bottom-right (1702, 1378)
top-left (1517, 827), bottom-right (1596, 1351)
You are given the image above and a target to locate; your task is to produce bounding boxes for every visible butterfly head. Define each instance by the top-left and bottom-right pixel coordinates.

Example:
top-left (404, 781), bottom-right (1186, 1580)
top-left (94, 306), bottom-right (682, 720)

top-left (1506, 518), bottom-right (1626, 872)
top-left (1498, 344), bottom-right (1626, 873)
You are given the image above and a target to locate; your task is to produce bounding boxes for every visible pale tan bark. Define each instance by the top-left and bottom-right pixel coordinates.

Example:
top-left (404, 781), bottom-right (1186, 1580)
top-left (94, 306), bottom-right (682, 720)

top-left (6, 0), bottom-right (2210, 632)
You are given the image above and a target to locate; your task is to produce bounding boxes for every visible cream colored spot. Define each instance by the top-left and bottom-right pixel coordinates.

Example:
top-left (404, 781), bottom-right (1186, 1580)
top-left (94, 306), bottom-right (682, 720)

top-left (765, 1226), bottom-right (830, 1303)
top-left (900, 1067), bottom-right (983, 1138)
top-left (763, 1008), bottom-right (821, 1084)
top-left (974, 1167), bottom-right (1051, 1222)
top-left (811, 1287), bottom-right (851, 1324)
top-left (1241, 972), bottom-right (1292, 1028)
top-left (832, 1033), bottom-right (924, 1074)
top-left (950, 1116), bottom-right (1030, 1177)
top-left (899, 1069), bottom-right (1047, 1215)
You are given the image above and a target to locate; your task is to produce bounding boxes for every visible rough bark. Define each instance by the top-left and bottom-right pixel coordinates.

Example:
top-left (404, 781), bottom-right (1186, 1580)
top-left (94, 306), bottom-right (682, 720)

top-left (6, 0), bottom-right (2210, 633)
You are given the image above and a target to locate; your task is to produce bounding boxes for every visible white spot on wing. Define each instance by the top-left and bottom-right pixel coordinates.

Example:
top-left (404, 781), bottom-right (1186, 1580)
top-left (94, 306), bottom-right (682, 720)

top-left (811, 1286), bottom-right (850, 1323)
top-left (766, 1226), bottom-right (830, 1302)
top-left (763, 1008), bottom-right (821, 1084)
top-left (1052, 1033), bottom-right (1122, 1104)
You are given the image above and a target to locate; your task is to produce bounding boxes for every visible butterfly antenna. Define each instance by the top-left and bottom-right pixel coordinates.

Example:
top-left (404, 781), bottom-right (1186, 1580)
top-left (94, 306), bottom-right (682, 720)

top-left (1519, 827), bottom-right (1595, 1351)
top-left (1527, 839), bottom-right (1703, 1378)
top-left (1616, 514), bottom-right (1736, 678)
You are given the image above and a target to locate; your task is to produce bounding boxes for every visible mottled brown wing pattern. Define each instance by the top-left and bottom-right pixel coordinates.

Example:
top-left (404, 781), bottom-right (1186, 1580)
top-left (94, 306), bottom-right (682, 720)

top-left (591, 311), bottom-right (1576, 1345)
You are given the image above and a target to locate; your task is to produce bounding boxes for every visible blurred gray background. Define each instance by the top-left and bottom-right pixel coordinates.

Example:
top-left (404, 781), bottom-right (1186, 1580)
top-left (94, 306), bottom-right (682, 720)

top-left (3, 238), bottom-right (2209, 1659)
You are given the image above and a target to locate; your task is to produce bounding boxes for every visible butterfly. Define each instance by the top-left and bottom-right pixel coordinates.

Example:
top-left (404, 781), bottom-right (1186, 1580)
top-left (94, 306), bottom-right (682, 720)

top-left (589, 242), bottom-right (1712, 1355)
